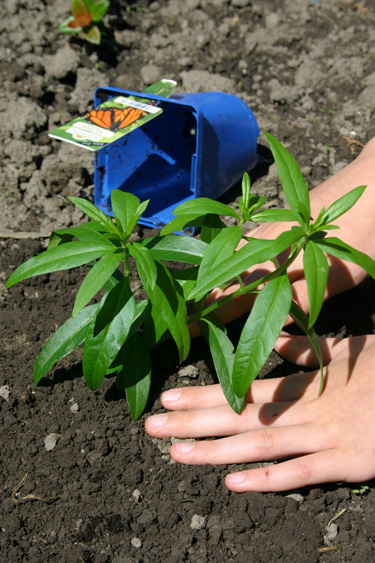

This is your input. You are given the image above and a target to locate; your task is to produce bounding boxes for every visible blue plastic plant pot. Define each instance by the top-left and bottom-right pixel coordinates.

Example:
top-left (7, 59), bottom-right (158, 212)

top-left (94, 87), bottom-right (260, 229)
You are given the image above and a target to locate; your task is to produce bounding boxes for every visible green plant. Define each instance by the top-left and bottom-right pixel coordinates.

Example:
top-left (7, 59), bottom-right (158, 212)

top-left (352, 484), bottom-right (370, 497)
top-left (6, 134), bottom-right (375, 419)
top-left (58, 0), bottom-right (110, 45)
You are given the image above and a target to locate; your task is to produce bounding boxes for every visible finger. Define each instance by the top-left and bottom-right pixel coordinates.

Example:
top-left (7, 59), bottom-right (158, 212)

top-left (225, 449), bottom-right (347, 492)
top-left (169, 421), bottom-right (332, 466)
top-left (146, 397), bottom-right (313, 440)
top-left (274, 333), bottom-right (347, 367)
top-left (158, 368), bottom-right (323, 414)
top-left (275, 334), bottom-right (374, 367)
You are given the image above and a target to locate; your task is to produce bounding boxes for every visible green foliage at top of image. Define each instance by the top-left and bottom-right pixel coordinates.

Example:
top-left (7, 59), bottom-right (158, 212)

top-left (58, 0), bottom-right (110, 45)
top-left (6, 133), bottom-right (375, 419)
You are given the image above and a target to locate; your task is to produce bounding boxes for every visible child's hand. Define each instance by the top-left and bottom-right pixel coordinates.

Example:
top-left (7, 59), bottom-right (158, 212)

top-left (146, 335), bottom-right (375, 492)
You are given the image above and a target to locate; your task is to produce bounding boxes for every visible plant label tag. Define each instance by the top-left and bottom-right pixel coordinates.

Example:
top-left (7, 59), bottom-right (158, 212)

top-left (48, 79), bottom-right (177, 152)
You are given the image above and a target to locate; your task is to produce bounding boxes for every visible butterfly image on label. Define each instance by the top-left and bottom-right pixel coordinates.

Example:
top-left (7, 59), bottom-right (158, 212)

top-left (82, 106), bottom-right (148, 132)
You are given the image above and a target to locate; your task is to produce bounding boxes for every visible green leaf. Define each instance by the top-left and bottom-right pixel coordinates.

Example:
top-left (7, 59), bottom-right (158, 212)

top-left (250, 208), bottom-right (298, 223)
top-left (159, 214), bottom-right (203, 235)
top-left (128, 242), bottom-right (157, 292)
top-left (172, 266), bottom-right (199, 300)
top-left (289, 301), bottom-right (324, 394)
top-left (312, 224), bottom-right (340, 233)
top-left (72, 0), bottom-right (90, 17)
top-left (58, 16), bottom-right (82, 33)
top-left (200, 214), bottom-right (227, 244)
top-left (111, 190), bottom-right (142, 236)
top-left (247, 195), bottom-right (267, 215)
top-left (73, 249), bottom-right (123, 316)
top-left (303, 240), bottom-right (329, 328)
top-left (142, 235), bottom-right (208, 265)
top-left (85, 0), bottom-right (110, 21)
top-left (6, 240), bottom-right (115, 288)
top-left (315, 185), bottom-right (366, 226)
top-left (48, 221), bottom-right (109, 249)
top-left (314, 237), bottom-right (375, 279)
top-left (242, 172), bottom-right (251, 210)
top-left (116, 333), bottom-right (152, 421)
top-left (33, 303), bottom-right (100, 385)
top-left (264, 132), bottom-right (311, 226)
top-left (82, 25), bottom-right (101, 44)
top-left (173, 198), bottom-right (240, 219)
top-left (197, 226), bottom-right (242, 284)
top-left (82, 278), bottom-right (135, 390)
top-left (142, 305), bottom-right (168, 350)
top-left (201, 319), bottom-right (244, 414)
top-left (160, 199), bottom-right (240, 235)
top-left (189, 228), bottom-right (302, 301)
top-left (101, 268), bottom-right (124, 292)
top-left (107, 300), bottom-right (151, 373)
top-left (68, 196), bottom-right (119, 235)
top-left (128, 300), bottom-right (150, 339)
top-left (232, 274), bottom-right (292, 397)
top-left (147, 261), bottom-right (190, 362)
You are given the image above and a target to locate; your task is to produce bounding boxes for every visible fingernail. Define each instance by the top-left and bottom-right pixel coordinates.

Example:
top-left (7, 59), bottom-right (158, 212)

top-left (148, 414), bottom-right (168, 428)
top-left (162, 389), bottom-right (182, 403)
top-left (175, 442), bottom-right (195, 454)
top-left (228, 472), bottom-right (245, 485)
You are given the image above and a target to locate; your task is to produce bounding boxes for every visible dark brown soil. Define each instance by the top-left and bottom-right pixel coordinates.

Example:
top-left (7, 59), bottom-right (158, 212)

top-left (2, 0), bottom-right (375, 561)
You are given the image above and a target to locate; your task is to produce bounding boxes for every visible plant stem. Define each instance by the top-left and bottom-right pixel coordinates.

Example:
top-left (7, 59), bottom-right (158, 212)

top-left (123, 248), bottom-right (130, 278)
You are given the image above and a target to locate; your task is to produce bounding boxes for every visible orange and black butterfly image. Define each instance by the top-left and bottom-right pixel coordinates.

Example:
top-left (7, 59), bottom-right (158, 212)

top-left (83, 106), bottom-right (148, 133)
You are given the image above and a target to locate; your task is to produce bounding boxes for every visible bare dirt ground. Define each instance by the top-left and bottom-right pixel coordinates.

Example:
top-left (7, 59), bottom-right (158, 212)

top-left (1, 0), bottom-right (375, 561)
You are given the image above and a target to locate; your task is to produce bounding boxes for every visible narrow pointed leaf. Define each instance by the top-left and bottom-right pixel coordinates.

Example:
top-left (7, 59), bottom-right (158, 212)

top-left (128, 200), bottom-right (150, 236)
top-left (58, 16), bottom-right (82, 33)
top-left (129, 242), bottom-right (158, 292)
top-left (303, 240), bottom-right (329, 328)
top-left (107, 300), bottom-right (151, 373)
top-left (82, 25), bottom-right (101, 44)
top-left (232, 274), bottom-right (292, 397)
top-left (111, 190), bottom-right (140, 235)
top-left (101, 268), bottom-right (124, 291)
top-left (83, 278), bottom-right (135, 390)
top-left (48, 221), bottom-right (109, 249)
top-left (147, 261), bottom-right (190, 362)
top-left (250, 208), bottom-right (298, 223)
top-left (142, 306), bottom-right (168, 350)
top-left (247, 195), bottom-right (267, 214)
top-left (73, 249), bottom-right (123, 316)
top-left (33, 303), bottom-right (100, 385)
top-left (314, 237), bottom-right (375, 279)
top-left (264, 132), bottom-right (310, 225)
top-left (242, 172), bottom-right (251, 209)
top-left (85, 0), bottom-right (110, 21)
top-left (172, 266), bottom-right (199, 300)
top-left (68, 196), bottom-right (119, 235)
top-left (200, 214), bottom-right (227, 243)
top-left (116, 333), bottom-right (151, 420)
top-left (142, 235), bottom-right (208, 265)
top-left (189, 228), bottom-right (302, 301)
top-left (173, 198), bottom-right (240, 219)
top-left (160, 214), bottom-right (204, 235)
top-left (289, 301), bottom-right (324, 394)
top-left (318, 185), bottom-right (366, 226)
top-left (197, 225), bottom-right (242, 283)
top-left (6, 240), bottom-right (115, 288)
top-left (201, 319), bottom-right (244, 414)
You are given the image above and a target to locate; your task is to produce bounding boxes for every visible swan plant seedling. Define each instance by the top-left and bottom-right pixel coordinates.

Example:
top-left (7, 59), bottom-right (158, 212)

top-left (7, 134), bottom-right (375, 419)
top-left (58, 0), bottom-right (110, 45)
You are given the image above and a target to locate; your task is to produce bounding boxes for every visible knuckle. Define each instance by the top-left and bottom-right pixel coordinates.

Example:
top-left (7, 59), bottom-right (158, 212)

top-left (293, 458), bottom-right (315, 481)
top-left (253, 429), bottom-right (275, 452)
